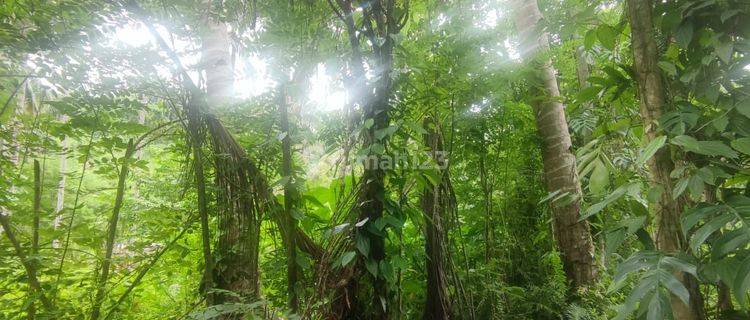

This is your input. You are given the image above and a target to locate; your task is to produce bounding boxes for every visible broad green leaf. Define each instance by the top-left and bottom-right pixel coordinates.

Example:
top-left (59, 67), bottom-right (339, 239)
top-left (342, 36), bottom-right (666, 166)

top-left (613, 273), bottom-right (657, 320)
top-left (379, 260), bottom-right (395, 282)
top-left (688, 175), bottom-right (704, 199)
top-left (672, 177), bottom-right (688, 200)
top-left (715, 41), bottom-right (733, 63)
top-left (356, 234), bottom-right (370, 256)
top-left (364, 118), bottom-right (375, 129)
top-left (365, 258), bottom-right (378, 277)
top-left (728, 196), bottom-right (750, 215)
top-left (695, 141), bottom-right (738, 158)
top-left (696, 167), bottom-right (716, 185)
top-left (340, 251), bottom-right (356, 267)
top-left (589, 160), bottom-right (609, 194)
top-left (674, 22), bottom-right (694, 48)
top-left (733, 256), bottom-right (750, 308)
top-left (657, 61), bottom-right (677, 76)
top-left (682, 204), bottom-right (724, 236)
top-left (712, 229), bottom-right (749, 257)
top-left (731, 137), bottom-right (750, 155)
top-left (611, 251), bottom-right (659, 288)
top-left (584, 29), bottom-right (597, 49)
top-left (605, 229), bottom-right (627, 256)
top-left (596, 25), bottom-right (617, 50)
top-left (662, 256), bottom-right (697, 276)
top-left (581, 183), bottom-right (633, 220)
top-left (736, 100), bottom-right (750, 119)
top-left (661, 11), bottom-right (682, 30)
top-left (672, 135), bottom-right (738, 158)
top-left (636, 136), bottom-right (667, 167)
top-left (689, 214), bottom-right (734, 254)
top-left (577, 86), bottom-right (600, 101)
top-left (671, 135), bottom-right (700, 150)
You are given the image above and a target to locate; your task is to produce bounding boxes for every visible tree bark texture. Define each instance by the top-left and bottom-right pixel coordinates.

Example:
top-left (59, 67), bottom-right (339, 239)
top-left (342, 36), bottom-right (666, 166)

top-left (511, 0), bottom-right (598, 289)
top-left (279, 84), bottom-right (299, 312)
top-left (54, 115), bottom-right (69, 223)
top-left (200, 8), bottom-right (262, 308)
top-left (626, 0), bottom-right (705, 318)
top-left (28, 159), bottom-right (41, 320)
top-left (420, 118), bottom-right (452, 320)
top-left (345, 0), bottom-right (400, 318)
top-left (133, 5), bottom-right (324, 316)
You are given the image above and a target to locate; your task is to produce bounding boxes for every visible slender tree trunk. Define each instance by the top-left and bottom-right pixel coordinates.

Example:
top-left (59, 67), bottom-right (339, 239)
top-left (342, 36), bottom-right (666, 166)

top-left (190, 117), bottom-right (215, 305)
top-left (132, 111), bottom-right (145, 198)
top-left (574, 45), bottom-right (590, 91)
top-left (279, 84), bottom-right (299, 312)
top-left (478, 156), bottom-right (493, 262)
top-left (626, 1), bottom-right (705, 318)
top-left (28, 159), bottom-right (41, 320)
top-left (53, 130), bottom-right (94, 302)
top-left (90, 139), bottom-right (135, 320)
top-left (511, 0), bottom-right (598, 289)
top-left (32, 159), bottom-right (41, 256)
top-left (54, 115), bottom-right (69, 224)
top-left (420, 118), bottom-right (451, 320)
top-left (717, 283), bottom-right (733, 314)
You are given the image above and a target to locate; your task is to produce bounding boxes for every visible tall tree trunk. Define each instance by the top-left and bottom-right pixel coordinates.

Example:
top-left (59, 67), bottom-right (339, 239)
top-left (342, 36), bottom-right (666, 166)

top-left (132, 111), bottom-right (146, 198)
top-left (54, 115), bottom-right (69, 224)
top-left (90, 139), bottom-right (135, 320)
top-left (200, 6), bottom-right (262, 307)
top-left (626, 0), bottom-right (705, 318)
top-left (574, 45), bottom-right (590, 91)
top-left (134, 8), bottom-right (322, 311)
top-left (279, 84), bottom-right (299, 312)
top-left (420, 118), bottom-right (452, 320)
top-left (511, 0), bottom-right (598, 289)
top-left (478, 156), bottom-right (493, 262)
top-left (28, 159), bottom-right (41, 320)
top-left (32, 159), bottom-right (41, 256)
top-left (327, 0), bottom-right (401, 317)
top-left (53, 130), bottom-right (94, 302)
top-left (131, 5), bottom-right (323, 314)
top-left (189, 112), bottom-right (215, 305)
top-left (718, 283), bottom-right (733, 314)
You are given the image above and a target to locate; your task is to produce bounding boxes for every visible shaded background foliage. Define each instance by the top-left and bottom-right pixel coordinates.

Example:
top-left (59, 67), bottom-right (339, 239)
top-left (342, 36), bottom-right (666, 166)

top-left (1, 0), bottom-right (749, 319)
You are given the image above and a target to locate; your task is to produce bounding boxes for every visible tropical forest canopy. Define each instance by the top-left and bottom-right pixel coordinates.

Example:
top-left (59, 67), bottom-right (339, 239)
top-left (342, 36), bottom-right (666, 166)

top-left (1, 0), bottom-right (749, 319)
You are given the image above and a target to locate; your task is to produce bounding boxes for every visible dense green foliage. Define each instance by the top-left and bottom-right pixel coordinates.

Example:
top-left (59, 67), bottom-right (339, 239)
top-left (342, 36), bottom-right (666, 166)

top-left (1, 0), bottom-right (749, 319)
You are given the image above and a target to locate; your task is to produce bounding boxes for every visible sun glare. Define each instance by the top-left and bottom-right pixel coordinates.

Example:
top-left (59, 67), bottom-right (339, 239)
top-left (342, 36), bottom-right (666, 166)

top-left (309, 64), bottom-right (346, 112)
top-left (106, 22), bottom-right (344, 111)
top-left (234, 55), bottom-right (275, 99)
top-left (111, 22), bottom-right (151, 47)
